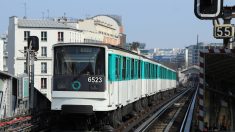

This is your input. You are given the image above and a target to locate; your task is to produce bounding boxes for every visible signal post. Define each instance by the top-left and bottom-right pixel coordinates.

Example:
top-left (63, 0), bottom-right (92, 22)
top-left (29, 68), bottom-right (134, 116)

top-left (194, 0), bottom-right (235, 131)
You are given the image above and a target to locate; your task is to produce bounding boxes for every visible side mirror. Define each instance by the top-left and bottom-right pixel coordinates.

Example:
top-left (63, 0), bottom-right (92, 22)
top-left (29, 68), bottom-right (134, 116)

top-left (28, 36), bottom-right (39, 51)
top-left (194, 0), bottom-right (223, 19)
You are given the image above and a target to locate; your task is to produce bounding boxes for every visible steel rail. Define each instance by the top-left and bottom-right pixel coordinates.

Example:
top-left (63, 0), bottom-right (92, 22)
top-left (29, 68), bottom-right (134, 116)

top-left (135, 87), bottom-right (192, 132)
top-left (180, 84), bottom-right (199, 132)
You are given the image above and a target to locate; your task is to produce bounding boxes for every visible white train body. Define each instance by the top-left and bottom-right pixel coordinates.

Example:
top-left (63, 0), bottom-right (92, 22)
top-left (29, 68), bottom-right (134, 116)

top-left (51, 43), bottom-right (177, 113)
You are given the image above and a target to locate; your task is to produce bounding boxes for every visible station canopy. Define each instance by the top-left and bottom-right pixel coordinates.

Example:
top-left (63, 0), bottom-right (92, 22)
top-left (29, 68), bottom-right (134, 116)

top-left (204, 49), bottom-right (235, 90)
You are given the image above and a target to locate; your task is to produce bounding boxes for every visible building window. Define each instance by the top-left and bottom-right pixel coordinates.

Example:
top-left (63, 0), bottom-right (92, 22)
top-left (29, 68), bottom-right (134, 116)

top-left (41, 31), bottom-right (47, 41)
top-left (41, 47), bottom-right (47, 57)
top-left (24, 62), bottom-right (27, 73)
top-left (58, 32), bottom-right (64, 42)
top-left (41, 78), bottom-right (47, 89)
top-left (24, 31), bottom-right (30, 41)
top-left (41, 62), bottom-right (47, 73)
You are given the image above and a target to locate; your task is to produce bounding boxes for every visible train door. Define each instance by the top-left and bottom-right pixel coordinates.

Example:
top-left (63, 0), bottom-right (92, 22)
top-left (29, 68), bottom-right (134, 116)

top-left (141, 61), bottom-right (146, 97)
top-left (131, 59), bottom-right (136, 101)
top-left (157, 65), bottom-right (161, 92)
top-left (146, 62), bottom-right (150, 95)
top-left (121, 56), bottom-right (128, 105)
top-left (108, 54), bottom-right (115, 106)
top-left (136, 59), bottom-right (142, 99)
top-left (133, 59), bottom-right (139, 100)
top-left (150, 64), bottom-right (153, 94)
top-left (108, 54), bottom-right (121, 106)
top-left (116, 56), bottom-right (122, 106)
top-left (153, 64), bottom-right (157, 93)
top-left (127, 58), bottom-right (132, 102)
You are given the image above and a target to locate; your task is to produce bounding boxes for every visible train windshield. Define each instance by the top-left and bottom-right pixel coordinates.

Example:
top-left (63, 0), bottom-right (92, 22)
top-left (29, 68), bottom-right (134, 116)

top-left (54, 46), bottom-right (105, 76)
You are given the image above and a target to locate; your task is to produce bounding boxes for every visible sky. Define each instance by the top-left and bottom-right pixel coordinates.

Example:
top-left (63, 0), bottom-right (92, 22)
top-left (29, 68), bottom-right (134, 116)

top-left (0, 0), bottom-right (234, 48)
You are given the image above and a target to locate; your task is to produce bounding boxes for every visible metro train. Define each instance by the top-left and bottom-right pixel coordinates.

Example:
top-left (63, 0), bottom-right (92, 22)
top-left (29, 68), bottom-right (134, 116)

top-left (51, 43), bottom-right (177, 129)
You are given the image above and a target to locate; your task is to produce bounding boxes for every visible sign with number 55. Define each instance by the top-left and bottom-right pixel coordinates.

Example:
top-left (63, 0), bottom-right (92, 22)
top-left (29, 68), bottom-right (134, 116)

top-left (214, 24), bottom-right (234, 39)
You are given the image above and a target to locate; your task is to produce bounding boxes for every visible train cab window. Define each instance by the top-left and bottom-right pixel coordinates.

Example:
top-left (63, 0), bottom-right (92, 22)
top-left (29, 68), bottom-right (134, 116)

top-left (54, 46), bottom-right (105, 76)
top-left (122, 57), bottom-right (126, 80)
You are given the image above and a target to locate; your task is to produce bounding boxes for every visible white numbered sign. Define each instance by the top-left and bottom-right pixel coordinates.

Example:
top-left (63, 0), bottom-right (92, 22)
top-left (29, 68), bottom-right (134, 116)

top-left (214, 24), bottom-right (234, 39)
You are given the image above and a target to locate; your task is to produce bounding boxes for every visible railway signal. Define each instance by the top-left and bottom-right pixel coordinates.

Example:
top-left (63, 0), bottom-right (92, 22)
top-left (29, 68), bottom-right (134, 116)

top-left (194, 0), bottom-right (223, 19)
top-left (27, 36), bottom-right (39, 51)
top-left (26, 36), bottom-right (39, 112)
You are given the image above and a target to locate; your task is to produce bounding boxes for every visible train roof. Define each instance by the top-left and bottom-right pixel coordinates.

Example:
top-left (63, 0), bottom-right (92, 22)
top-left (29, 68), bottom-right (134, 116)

top-left (0, 71), bottom-right (18, 79)
top-left (53, 43), bottom-right (176, 72)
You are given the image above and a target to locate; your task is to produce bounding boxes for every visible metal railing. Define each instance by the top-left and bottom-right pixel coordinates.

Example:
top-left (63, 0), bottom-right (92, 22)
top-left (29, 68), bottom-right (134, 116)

top-left (180, 84), bottom-right (199, 132)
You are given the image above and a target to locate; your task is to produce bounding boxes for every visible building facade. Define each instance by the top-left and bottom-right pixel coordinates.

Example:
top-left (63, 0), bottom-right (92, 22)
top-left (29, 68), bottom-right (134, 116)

top-left (153, 48), bottom-right (185, 70)
top-left (185, 42), bottom-right (223, 67)
top-left (78, 15), bottom-right (125, 46)
top-left (0, 39), bottom-right (3, 71)
top-left (7, 15), bottom-right (125, 99)
top-left (0, 34), bottom-right (8, 72)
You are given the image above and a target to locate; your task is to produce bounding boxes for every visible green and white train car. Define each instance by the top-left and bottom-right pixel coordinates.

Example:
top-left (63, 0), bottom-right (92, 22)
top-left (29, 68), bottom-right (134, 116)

top-left (51, 43), bottom-right (177, 127)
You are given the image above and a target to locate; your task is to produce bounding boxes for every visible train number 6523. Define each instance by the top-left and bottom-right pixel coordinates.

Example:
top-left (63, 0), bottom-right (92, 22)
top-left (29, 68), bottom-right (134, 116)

top-left (88, 77), bottom-right (102, 83)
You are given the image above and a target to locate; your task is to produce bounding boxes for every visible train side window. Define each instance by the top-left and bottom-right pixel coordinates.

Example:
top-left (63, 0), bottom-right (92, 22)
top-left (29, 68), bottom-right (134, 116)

top-left (115, 56), bottom-right (120, 80)
top-left (138, 60), bottom-right (141, 79)
top-left (171, 71), bottom-right (172, 79)
top-left (146, 63), bottom-right (149, 79)
top-left (157, 65), bottom-right (160, 79)
top-left (160, 66), bottom-right (162, 79)
top-left (164, 68), bottom-right (166, 79)
top-left (131, 59), bottom-right (134, 79)
top-left (126, 58), bottom-right (130, 80)
top-left (153, 65), bottom-right (156, 79)
top-left (145, 63), bottom-right (147, 78)
top-left (155, 65), bottom-right (157, 79)
top-left (122, 57), bottom-right (126, 80)
top-left (162, 68), bottom-right (164, 79)
top-left (162, 67), bottom-right (164, 79)
top-left (168, 70), bottom-right (170, 79)
top-left (147, 63), bottom-right (150, 79)
top-left (148, 63), bottom-right (151, 79)
top-left (108, 54), bottom-right (115, 81)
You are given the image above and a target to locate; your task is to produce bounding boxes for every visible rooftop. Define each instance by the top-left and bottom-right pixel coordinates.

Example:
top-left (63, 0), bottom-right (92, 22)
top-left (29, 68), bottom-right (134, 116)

top-left (18, 18), bottom-right (78, 30)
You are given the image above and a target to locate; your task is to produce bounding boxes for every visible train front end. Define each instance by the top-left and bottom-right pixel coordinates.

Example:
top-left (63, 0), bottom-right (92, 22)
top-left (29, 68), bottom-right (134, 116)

top-left (51, 43), bottom-right (109, 114)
